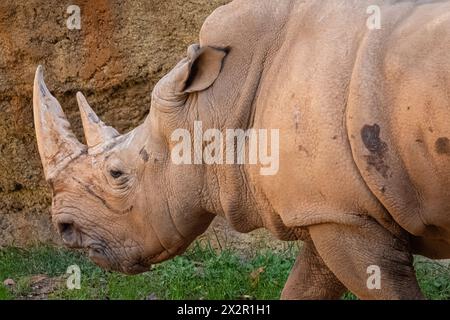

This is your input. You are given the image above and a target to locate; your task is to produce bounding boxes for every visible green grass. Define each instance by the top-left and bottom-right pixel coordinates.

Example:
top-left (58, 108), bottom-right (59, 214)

top-left (0, 242), bottom-right (449, 300)
top-left (0, 284), bottom-right (12, 300)
top-left (0, 242), bottom-right (297, 300)
top-left (414, 258), bottom-right (450, 300)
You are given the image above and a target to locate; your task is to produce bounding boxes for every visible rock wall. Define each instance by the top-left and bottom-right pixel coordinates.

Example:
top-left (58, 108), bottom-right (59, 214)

top-left (0, 0), bottom-right (237, 246)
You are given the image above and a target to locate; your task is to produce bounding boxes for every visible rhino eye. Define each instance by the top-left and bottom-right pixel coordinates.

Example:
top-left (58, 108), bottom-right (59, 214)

top-left (109, 169), bottom-right (124, 179)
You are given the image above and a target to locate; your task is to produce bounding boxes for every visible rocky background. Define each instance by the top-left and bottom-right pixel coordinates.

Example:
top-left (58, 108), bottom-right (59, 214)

top-left (0, 0), bottom-right (284, 248)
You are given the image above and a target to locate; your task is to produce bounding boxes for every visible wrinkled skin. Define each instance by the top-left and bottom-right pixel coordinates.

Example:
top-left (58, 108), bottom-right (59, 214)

top-left (34, 0), bottom-right (450, 299)
top-left (50, 125), bottom-right (214, 274)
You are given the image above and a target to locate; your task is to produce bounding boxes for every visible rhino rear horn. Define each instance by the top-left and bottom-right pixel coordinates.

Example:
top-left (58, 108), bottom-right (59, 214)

top-left (76, 92), bottom-right (119, 147)
top-left (33, 66), bottom-right (86, 181)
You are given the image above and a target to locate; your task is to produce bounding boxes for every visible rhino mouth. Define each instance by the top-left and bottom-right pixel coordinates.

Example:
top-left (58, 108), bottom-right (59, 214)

top-left (88, 247), bottom-right (112, 269)
top-left (88, 245), bottom-right (152, 275)
top-left (54, 214), bottom-right (186, 274)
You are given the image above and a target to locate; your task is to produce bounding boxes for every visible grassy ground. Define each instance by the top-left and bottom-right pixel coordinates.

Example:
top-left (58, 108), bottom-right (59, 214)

top-left (0, 242), bottom-right (449, 300)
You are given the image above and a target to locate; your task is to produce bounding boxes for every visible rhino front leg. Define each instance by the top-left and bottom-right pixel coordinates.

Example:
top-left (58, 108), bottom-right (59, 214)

top-left (281, 240), bottom-right (347, 300)
top-left (308, 217), bottom-right (424, 300)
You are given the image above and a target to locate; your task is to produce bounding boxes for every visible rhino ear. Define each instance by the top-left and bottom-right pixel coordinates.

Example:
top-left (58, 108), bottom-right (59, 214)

top-left (181, 44), bottom-right (227, 93)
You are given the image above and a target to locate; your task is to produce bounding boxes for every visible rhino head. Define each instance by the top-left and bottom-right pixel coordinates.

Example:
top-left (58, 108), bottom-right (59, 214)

top-left (33, 44), bottom-right (227, 274)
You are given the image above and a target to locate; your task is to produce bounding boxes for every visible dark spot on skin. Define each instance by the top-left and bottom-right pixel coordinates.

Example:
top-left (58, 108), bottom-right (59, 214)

top-left (380, 186), bottom-right (386, 193)
top-left (88, 113), bottom-right (100, 124)
top-left (361, 124), bottom-right (386, 154)
top-left (435, 137), bottom-right (450, 155)
top-left (139, 148), bottom-right (149, 162)
top-left (297, 145), bottom-right (310, 156)
top-left (361, 124), bottom-right (390, 178)
top-left (293, 110), bottom-right (301, 132)
top-left (332, 135), bottom-right (338, 140)
top-left (415, 139), bottom-right (423, 143)
top-left (428, 127), bottom-right (434, 133)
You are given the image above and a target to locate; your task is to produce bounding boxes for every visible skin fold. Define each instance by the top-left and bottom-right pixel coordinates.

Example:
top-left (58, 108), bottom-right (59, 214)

top-left (33, 0), bottom-right (450, 299)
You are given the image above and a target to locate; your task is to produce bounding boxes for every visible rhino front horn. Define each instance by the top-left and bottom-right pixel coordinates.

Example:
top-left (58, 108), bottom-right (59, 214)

top-left (33, 66), bottom-right (86, 181)
top-left (76, 92), bottom-right (119, 147)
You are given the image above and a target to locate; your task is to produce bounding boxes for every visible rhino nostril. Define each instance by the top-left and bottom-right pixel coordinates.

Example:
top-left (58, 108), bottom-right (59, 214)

top-left (58, 222), bottom-right (72, 234)
top-left (57, 222), bottom-right (80, 247)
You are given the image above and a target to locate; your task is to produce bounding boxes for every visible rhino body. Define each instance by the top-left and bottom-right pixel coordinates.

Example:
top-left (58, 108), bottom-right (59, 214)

top-left (33, 0), bottom-right (450, 299)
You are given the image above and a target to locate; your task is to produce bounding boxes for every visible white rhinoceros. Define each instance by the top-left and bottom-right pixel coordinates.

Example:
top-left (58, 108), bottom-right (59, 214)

top-left (33, 0), bottom-right (450, 299)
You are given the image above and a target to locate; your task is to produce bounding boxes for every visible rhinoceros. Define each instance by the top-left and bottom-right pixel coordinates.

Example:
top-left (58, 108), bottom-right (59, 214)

top-left (33, 0), bottom-right (450, 299)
